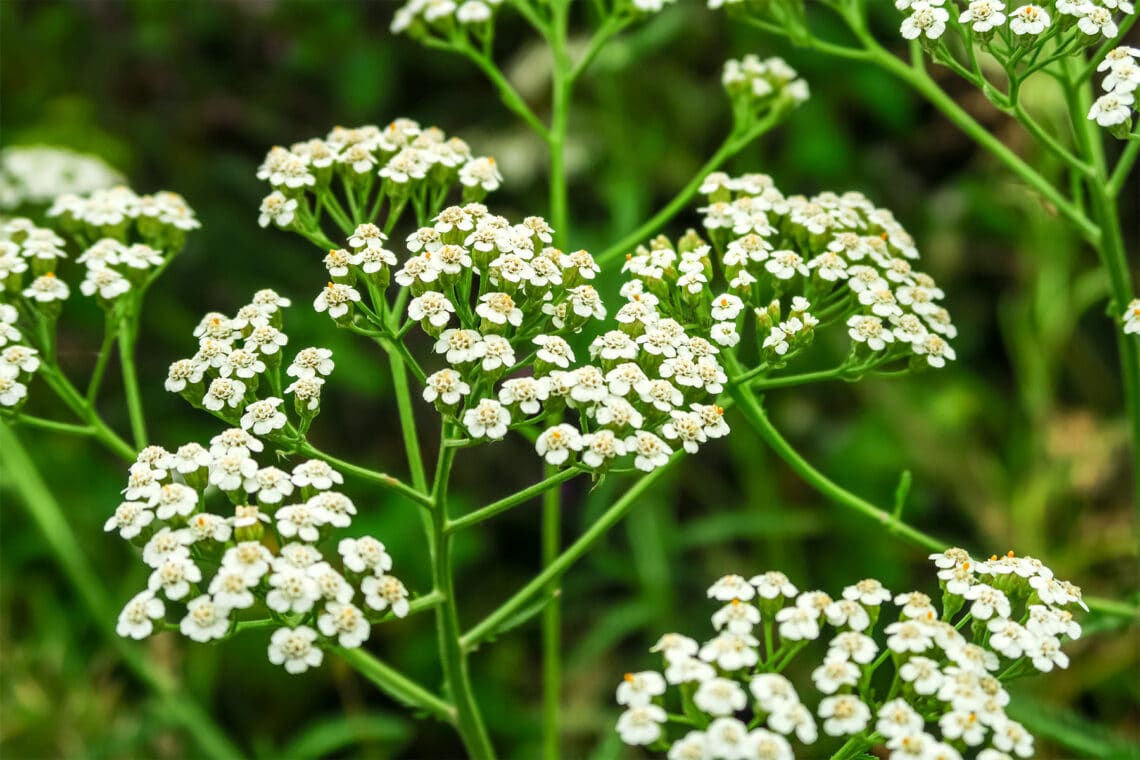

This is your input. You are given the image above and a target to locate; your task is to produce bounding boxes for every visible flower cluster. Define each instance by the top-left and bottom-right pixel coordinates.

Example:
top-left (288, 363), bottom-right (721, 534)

top-left (106, 433), bottom-right (413, 673)
top-left (1088, 45), bottom-right (1139, 131)
top-left (722, 56), bottom-right (810, 116)
top-left (391, 0), bottom-right (505, 33)
top-left (48, 185), bottom-right (200, 246)
top-left (0, 145), bottom-right (123, 210)
top-left (897, 1), bottom-right (1133, 43)
top-left (0, 303), bottom-right (38, 409)
top-left (626, 172), bottom-right (956, 375)
top-left (366, 206), bottom-right (730, 471)
top-left (165, 289), bottom-right (336, 435)
top-left (615, 549), bottom-right (1085, 759)
top-left (256, 120), bottom-right (501, 240)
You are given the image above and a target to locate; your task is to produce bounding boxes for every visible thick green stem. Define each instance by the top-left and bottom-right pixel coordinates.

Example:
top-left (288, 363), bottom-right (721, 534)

top-left (117, 314), bottom-right (148, 450)
top-left (461, 462), bottom-right (675, 651)
top-left (0, 423), bottom-right (242, 759)
top-left (541, 460), bottom-right (562, 760)
top-left (431, 437), bottom-right (497, 758)
top-left (389, 351), bottom-right (429, 494)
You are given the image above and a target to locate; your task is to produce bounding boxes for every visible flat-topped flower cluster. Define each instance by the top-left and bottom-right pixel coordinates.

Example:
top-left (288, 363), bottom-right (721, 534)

top-left (320, 207), bottom-right (732, 471)
top-left (391, 0), bottom-right (676, 37)
top-left (256, 120), bottom-right (501, 240)
top-left (627, 172), bottom-right (956, 375)
top-left (105, 432), bottom-right (411, 674)
top-left (165, 289), bottom-right (333, 437)
top-left (1, 145), bottom-right (123, 210)
top-left (615, 548), bottom-right (1085, 759)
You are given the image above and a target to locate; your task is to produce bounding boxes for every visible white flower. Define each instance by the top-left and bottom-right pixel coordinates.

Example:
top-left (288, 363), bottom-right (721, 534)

top-left (959, 0), bottom-right (1007, 32)
top-left (267, 563), bottom-right (321, 614)
top-left (991, 719), bottom-right (1034, 757)
top-left (876, 699), bottom-right (924, 740)
top-left (179, 595), bottom-right (230, 642)
top-left (435, 329), bottom-right (485, 365)
top-left (308, 491), bottom-right (356, 528)
top-left (203, 378), bottom-right (246, 412)
top-left (459, 157), bottom-right (502, 192)
top-left (240, 397), bottom-right (288, 435)
top-left (824, 599), bottom-right (871, 631)
top-left (698, 631), bottom-right (760, 670)
top-left (694, 677), bottom-right (748, 716)
top-left (480, 334), bottom-right (515, 371)
top-left (291, 459), bottom-right (344, 490)
top-left (103, 501), bottom-right (155, 539)
top-left (268, 626), bottom-right (324, 674)
top-left (885, 620), bottom-right (935, 653)
top-left (1009, 4), bottom-right (1049, 34)
top-left (625, 431), bottom-right (673, 471)
top-left (748, 728), bottom-right (794, 760)
top-left (424, 369), bottom-right (471, 406)
top-left (709, 574), bottom-right (756, 601)
top-left (313, 282), bottom-right (361, 319)
top-left (1027, 633), bottom-right (1069, 672)
top-left (463, 398), bottom-right (511, 439)
top-left (536, 424), bottom-right (583, 465)
top-left (533, 334), bottom-right (575, 368)
top-left (899, 656), bottom-right (943, 694)
top-left (116, 590), bottom-right (165, 639)
top-left (318, 602), bottom-right (371, 648)
top-left (818, 695), bottom-right (871, 736)
top-left (616, 671), bottom-right (667, 707)
top-left (664, 655), bottom-right (716, 684)
top-left (711, 599), bottom-right (762, 634)
top-left (276, 502), bottom-right (329, 542)
top-left (811, 658), bottom-right (860, 694)
top-left (912, 334), bottom-right (956, 367)
top-left (616, 705), bottom-right (666, 746)
top-left (650, 633), bottom-right (699, 662)
top-left (477, 292), bottom-right (523, 326)
top-left (361, 574), bottom-right (410, 617)
top-left (338, 536), bottom-right (394, 574)
top-left (827, 631), bottom-right (879, 665)
top-left (706, 718), bottom-right (751, 758)
top-left (23, 272), bottom-right (69, 302)
top-left (148, 555), bottom-right (202, 601)
top-left (775, 605), bottom-right (820, 641)
top-left (258, 191), bottom-right (297, 228)
top-left (940, 709), bottom-right (987, 746)
top-left (847, 314), bottom-right (895, 351)
top-left (209, 567), bottom-right (256, 610)
top-left (749, 570), bottom-right (798, 600)
top-left (1088, 92), bottom-right (1134, 127)
top-left (668, 732), bottom-right (709, 760)
top-left (986, 618), bottom-right (1036, 658)
top-left (409, 291), bottom-right (456, 328)
top-left (80, 267), bottom-right (131, 300)
top-left (581, 429), bottom-right (627, 468)
top-left (901, 1), bottom-right (950, 39)
top-left (843, 578), bottom-right (892, 606)
top-left (222, 541), bottom-right (274, 584)
top-left (1078, 6), bottom-right (1117, 38)
top-left (749, 673), bottom-right (800, 713)
top-left (963, 583), bottom-right (1011, 620)
top-left (768, 703), bottom-right (817, 745)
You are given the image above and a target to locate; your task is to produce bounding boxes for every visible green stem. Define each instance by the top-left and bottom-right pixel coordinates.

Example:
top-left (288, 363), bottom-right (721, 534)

top-left (117, 314), bottom-right (148, 450)
top-left (725, 358), bottom-right (944, 552)
top-left (388, 350), bottom-right (429, 494)
top-left (541, 459), bottom-right (562, 760)
top-left (1108, 138), bottom-right (1139, 197)
top-left (0, 423), bottom-right (242, 759)
top-left (86, 312), bottom-right (119, 403)
top-left (461, 462), bottom-right (674, 651)
top-left (294, 441), bottom-right (433, 509)
top-left (455, 40), bottom-right (551, 142)
top-left (446, 467), bottom-right (582, 532)
top-left (12, 414), bottom-right (95, 437)
top-left (336, 647), bottom-right (456, 724)
top-left (37, 362), bottom-right (135, 461)
top-left (431, 434), bottom-right (497, 758)
top-left (594, 112), bottom-right (784, 267)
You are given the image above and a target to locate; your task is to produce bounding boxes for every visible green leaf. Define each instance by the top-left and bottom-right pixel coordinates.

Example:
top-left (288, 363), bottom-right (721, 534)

top-left (1006, 696), bottom-right (1140, 759)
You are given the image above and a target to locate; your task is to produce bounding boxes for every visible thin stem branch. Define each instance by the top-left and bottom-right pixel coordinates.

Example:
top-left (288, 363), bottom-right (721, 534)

top-left (461, 462), bottom-right (675, 651)
top-left (337, 647), bottom-right (456, 724)
top-left (117, 314), bottom-right (148, 450)
top-left (295, 441), bottom-right (433, 509)
top-left (12, 415), bottom-right (95, 437)
top-left (446, 466), bottom-right (582, 532)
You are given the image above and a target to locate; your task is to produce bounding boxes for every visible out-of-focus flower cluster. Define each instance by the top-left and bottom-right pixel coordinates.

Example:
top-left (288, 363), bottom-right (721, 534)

top-left (165, 289), bottom-right (338, 438)
top-left (256, 120), bottom-right (501, 243)
top-left (721, 56), bottom-right (810, 119)
top-left (1088, 45), bottom-right (1139, 132)
top-left (625, 172), bottom-right (956, 375)
top-left (1, 190), bottom-right (198, 411)
top-left (106, 433), bottom-right (412, 673)
top-left (391, 0), bottom-right (677, 37)
top-left (0, 145), bottom-right (123, 210)
top-left (615, 548), bottom-right (1085, 759)
top-left (1122, 297), bottom-right (1140, 335)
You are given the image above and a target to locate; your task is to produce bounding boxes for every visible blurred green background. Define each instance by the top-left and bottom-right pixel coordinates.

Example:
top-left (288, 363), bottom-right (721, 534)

top-left (1, 1), bottom-right (1137, 758)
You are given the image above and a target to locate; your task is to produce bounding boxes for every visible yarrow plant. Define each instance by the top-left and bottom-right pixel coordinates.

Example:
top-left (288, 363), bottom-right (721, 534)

top-left (1, 0), bottom-right (1135, 757)
top-left (0, 145), bottom-right (123, 210)
top-left (616, 550), bottom-right (1087, 759)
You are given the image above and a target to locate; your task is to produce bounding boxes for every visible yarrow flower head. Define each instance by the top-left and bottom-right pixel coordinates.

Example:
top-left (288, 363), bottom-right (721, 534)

top-left (616, 548), bottom-right (1083, 757)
